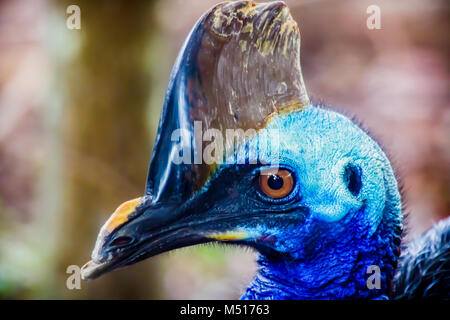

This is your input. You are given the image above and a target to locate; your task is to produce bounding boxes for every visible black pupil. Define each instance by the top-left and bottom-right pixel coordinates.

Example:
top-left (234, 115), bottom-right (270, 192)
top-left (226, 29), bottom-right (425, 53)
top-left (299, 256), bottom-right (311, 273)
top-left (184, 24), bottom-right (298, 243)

top-left (268, 175), bottom-right (284, 190)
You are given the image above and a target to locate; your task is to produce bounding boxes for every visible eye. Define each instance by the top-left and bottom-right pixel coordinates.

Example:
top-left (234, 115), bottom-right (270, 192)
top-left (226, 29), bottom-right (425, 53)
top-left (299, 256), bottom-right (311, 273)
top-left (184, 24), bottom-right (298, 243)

top-left (259, 168), bottom-right (294, 199)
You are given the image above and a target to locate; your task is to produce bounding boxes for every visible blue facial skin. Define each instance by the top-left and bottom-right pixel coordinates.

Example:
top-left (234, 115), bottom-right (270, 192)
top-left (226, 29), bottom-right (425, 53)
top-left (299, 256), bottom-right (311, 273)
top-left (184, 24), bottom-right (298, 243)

top-left (201, 105), bottom-right (403, 300)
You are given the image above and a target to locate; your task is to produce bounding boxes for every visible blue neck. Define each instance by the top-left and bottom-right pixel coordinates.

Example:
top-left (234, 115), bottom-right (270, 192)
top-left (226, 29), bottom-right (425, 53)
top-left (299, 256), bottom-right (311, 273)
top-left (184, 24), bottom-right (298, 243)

top-left (241, 210), bottom-right (402, 300)
top-left (242, 254), bottom-right (389, 300)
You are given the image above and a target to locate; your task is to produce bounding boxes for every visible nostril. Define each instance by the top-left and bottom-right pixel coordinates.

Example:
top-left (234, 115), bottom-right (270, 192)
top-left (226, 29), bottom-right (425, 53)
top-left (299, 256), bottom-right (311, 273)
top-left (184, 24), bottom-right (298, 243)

top-left (344, 163), bottom-right (362, 196)
top-left (110, 236), bottom-right (133, 247)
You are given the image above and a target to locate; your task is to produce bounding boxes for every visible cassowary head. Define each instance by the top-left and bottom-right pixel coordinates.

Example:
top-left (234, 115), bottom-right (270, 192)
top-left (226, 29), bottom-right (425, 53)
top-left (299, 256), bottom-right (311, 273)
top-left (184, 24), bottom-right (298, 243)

top-left (82, 1), bottom-right (403, 299)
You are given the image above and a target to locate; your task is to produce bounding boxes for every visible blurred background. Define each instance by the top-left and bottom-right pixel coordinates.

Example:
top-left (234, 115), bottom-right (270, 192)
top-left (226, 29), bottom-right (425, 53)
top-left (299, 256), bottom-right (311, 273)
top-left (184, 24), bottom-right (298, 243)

top-left (0, 0), bottom-right (448, 299)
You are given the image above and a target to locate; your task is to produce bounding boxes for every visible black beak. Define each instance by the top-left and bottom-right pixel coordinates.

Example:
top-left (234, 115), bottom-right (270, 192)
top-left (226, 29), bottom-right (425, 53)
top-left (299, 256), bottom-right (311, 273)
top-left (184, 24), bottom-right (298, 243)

top-left (81, 194), bottom-right (257, 280)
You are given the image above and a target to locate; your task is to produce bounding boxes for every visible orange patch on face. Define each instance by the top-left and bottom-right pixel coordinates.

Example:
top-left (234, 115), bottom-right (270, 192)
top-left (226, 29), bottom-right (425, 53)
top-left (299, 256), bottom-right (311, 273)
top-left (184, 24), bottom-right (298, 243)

top-left (104, 197), bottom-right (142, 233)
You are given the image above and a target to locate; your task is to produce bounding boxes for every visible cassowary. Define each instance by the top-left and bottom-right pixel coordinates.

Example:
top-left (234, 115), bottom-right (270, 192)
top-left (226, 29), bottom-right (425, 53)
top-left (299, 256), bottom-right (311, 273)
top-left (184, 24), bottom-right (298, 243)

top-left (81, 1), bottom-right (449, 299)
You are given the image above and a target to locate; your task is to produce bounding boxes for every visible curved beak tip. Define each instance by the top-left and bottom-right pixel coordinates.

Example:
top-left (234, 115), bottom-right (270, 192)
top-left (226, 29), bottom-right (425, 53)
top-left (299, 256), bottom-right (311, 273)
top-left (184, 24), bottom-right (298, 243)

top-left (80, 259), bottom-right (107, 281)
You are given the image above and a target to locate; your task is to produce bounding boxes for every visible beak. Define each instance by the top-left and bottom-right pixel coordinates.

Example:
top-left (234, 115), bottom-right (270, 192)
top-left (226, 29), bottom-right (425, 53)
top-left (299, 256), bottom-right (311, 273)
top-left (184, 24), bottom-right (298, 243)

top-left (81, 194), bottom-right (256, 280)
top-left (81, 197), bottom-right (145, 280)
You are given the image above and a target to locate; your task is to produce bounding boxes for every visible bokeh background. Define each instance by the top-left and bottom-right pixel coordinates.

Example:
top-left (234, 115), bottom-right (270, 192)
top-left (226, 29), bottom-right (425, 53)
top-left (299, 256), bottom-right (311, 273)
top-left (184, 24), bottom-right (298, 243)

top-left (0, 0), bottom-right (448, 299)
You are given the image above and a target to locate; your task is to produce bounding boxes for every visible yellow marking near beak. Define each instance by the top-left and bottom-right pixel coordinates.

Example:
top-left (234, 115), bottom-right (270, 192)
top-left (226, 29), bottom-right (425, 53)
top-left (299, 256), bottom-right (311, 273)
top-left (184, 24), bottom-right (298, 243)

top-left (207, 230), bottom-right (250, 241)
top-left (104, 197), bottom-right (142, 233)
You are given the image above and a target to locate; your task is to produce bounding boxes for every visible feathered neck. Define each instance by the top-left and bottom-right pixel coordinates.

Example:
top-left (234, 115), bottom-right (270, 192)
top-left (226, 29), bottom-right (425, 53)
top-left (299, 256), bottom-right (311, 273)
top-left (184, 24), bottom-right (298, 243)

top-left (241, 206), bottom-right (402, 300)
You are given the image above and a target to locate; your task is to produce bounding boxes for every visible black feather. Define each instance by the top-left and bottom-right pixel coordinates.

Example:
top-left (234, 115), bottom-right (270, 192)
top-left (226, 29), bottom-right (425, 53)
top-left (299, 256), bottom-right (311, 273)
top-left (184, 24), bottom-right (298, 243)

top-left (392, 217), bottom-right (450, 300)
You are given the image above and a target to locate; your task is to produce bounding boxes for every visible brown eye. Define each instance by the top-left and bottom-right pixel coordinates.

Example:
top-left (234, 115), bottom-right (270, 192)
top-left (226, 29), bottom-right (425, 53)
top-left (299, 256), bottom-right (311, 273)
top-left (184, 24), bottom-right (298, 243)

top-left (259, 168), bottom-right (294, 199)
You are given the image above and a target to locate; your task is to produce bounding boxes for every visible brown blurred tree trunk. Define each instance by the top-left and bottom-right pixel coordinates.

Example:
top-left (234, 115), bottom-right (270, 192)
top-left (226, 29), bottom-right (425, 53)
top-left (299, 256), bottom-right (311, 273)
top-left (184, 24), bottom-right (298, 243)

top-left (56, 0), bottom-right (160, 298)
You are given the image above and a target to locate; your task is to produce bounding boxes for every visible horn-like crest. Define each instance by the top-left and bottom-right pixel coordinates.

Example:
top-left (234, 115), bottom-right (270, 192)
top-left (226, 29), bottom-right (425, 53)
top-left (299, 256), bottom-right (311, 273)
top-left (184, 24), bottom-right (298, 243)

top-left (146, 1), bottom-right (309, 202)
